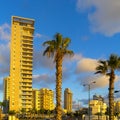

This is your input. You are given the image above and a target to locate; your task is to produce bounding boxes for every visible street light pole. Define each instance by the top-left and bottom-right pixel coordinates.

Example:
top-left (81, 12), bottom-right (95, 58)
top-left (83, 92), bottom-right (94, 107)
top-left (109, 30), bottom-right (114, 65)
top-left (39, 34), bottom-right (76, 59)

top-left (83, 81), bottom-right (96, 120)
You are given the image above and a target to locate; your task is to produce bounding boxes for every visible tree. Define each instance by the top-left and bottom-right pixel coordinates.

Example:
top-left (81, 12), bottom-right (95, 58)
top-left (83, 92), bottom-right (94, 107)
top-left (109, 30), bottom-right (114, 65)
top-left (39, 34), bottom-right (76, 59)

top-left (0, 101), bottom-right (6, 110)
top-left (95, 54), bottom-right (120, 120)
top-left (43, 33), bottom-right (74, 120)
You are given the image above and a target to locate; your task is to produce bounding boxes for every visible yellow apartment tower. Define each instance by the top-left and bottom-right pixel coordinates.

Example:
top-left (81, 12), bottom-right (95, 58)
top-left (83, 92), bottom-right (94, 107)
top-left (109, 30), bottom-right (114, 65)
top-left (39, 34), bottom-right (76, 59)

top-left (32, 89), bottom-right (40, 111)
top-left (3, 77), bottom-right (10, 101)
top-left (64, 88), bottom-right (72, 112)
top-left (3, 77), bottom-right (10, 113)
top-left (39, 88), bottom-right (55, 110)
top-left (9, 16), bottom-right (34, 112)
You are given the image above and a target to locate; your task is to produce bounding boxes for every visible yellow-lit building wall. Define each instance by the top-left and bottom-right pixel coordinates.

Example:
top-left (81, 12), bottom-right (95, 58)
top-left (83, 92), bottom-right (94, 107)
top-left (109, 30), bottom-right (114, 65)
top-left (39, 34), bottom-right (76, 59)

top-left (3, 76), bottom-right (10, 113)
top-left (64, 88), bottom-right (72, 112)
top-left (3, 77), bottom-right (10, 101)
top-left (32, 89), bottom-right (40, 110)
top-left (39, 88), bottom-right (55, 110)
top-left (9, 16), bottom-right (34, 112)
top-left (89, 100), bottom-right (107, 115)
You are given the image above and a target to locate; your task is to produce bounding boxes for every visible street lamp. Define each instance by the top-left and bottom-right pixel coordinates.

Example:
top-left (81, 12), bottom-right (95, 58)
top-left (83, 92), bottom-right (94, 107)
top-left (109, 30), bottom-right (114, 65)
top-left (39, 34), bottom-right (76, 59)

top-left (114, 90), bottom-right (120, 119)
top-left (114, 90), bottom-right (120, 93)
top-left (83, 81), bottom-right (96, 120)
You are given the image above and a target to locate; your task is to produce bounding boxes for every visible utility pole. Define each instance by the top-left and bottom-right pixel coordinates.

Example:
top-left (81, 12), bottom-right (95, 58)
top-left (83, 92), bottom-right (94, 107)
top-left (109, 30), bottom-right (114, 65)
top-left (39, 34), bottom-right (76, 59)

top-left (83, 81), bottom-right (96, 120)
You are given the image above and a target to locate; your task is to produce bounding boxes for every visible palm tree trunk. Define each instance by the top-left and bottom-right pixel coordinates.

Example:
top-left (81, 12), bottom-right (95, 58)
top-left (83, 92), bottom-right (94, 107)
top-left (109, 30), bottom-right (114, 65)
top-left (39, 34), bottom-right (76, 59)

top-left (56, 53), bottom-right (63, 120)
top-left (109, 71), bottom-right (115, 120)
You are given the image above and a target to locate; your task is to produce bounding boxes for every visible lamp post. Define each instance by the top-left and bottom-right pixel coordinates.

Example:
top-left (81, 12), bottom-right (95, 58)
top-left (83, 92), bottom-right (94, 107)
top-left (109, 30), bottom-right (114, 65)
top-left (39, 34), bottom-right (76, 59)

top-left (114, 90), bottom-right (120, 119)
top-left (83, 81), bottom-right (96, 120)
top-left (114, 90), bottom-right (120, 93)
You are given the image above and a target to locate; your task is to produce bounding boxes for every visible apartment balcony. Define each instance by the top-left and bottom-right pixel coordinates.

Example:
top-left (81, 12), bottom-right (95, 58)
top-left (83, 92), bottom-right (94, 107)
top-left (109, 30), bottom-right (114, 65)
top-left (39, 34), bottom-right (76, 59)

top-left (22, 54), bottom-right (33, 59)
top-left (22, 45), bottom-right (33, 50)
top-left (23, 33), bottom-right (33, 38)
top-left (22, 82), bottom-right (32, 86)
top-left (22, 75), bottom-right (32, 79)
top-left (22, 105), bottom-right (32, 109)
top-left (21, 66), bottom-right (32, 70)
top-left (22, 58), bottom-right (32, 62)
top-left (22, 83), bottom-right (32, 88)
top-left (23, 25), bottom-right (34, 30)
top-left (22, 41), bottom-right (33, 46)
top-left (21, 101), bottom-right (32, 105)
top-left (22, 37), bottom-right (33, 42)
top-left (22, 79), bottom-right (32, 83)
top-left (21, 96), bottom-right (32, 100)
top-left (22, 53), bottom-right (33, 58)
top-left (21, 64), bottom-right (32, 68)
top-left (21, 87), bottom-right (32, 92)
top-left (22, 49), bottom-right (33, 54)
top-left (22, 92), bottom-right (32, 96)
top-left (21, 71), bottom-right (32, 75)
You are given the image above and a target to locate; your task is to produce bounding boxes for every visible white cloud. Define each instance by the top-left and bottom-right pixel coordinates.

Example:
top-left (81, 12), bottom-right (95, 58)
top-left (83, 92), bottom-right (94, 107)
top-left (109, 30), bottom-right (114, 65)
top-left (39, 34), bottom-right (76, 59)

top-left (79, 74), bottom-right (120, 91)
top-left (32, 74), bottom-right (55, 88)
top-left (0, 23), bottom-right (10, 41)
top-left (33, 51), bottom-right (55, 70)
top-left (0, 43), bottom-right (10, 76)
top-left (76, 58), bottom-right (98, 73)
top-left (76, 0), bottom-right (120, 36)
top-left (34, 33), bottom-right (42, 38)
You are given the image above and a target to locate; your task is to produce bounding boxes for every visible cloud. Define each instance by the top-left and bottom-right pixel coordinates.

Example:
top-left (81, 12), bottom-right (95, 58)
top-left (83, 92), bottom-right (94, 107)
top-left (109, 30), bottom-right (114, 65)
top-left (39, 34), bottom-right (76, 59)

top-left (32, 74), bottom-right (55, 88)
top-left (75, 57), bottom-right (120, 89)
top-left (81, 36), bottom-right (89, 41)
top-left (76, 0), bottom-right (120, 36)
top-left (0, 23), bottom-right (10, 41)
top-left (0, 80), bottom-right (3, 92)
top-left (76, 58), bottom-right (98, 73)
top-left (0, 43), bottom-right (10, 76)
top-left (34, 33), bottom-right (50, 40)
top-left (78, 74), bottom-right (120, 91)
top-left (0, 23), bottom-right (10, 78)
top-left (33, 51), bottom-right (55, 70)
top-left (34, 33), bottom-right (42, 38)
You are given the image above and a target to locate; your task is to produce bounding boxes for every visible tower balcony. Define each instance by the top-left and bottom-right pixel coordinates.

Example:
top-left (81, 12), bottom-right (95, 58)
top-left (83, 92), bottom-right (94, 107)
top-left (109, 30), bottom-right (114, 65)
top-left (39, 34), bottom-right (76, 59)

top-left (22, 37), bottom-right (33, 42)
top-left (22, 45), bottom-right (33, 50)
top-left (22, 54), bottom-right (33, 58)
top-left (22, 79), bottom-right (32, 83)
top-left (21, 71), bottom-right (32, 75)
top-left (21, 83), bottom-right (32, 88)
top-left (21, 62), bottom-right (32, 67)
top-left (21, 100), bottom-right (32, 104)
top-left (21, 87), bottom-right (32, 92)
top-left (22, 42), bottom-right (33, 46)
top-left (21, 96), bottom-right (32, 100)
top-left (22, 49), bottom-right (33, 54)
top-left (22, 75), bottom-right (32, 79)
top-left (23, 33), bottom-right (33, 38)
top-left (22, 92), bottom-right (32, 96)
top-left (23, 25), bottom-right (34, 30)
top-left (22, 58), bottom-right (32, 62)
top-left (21, 66), bottom-right (32, 70)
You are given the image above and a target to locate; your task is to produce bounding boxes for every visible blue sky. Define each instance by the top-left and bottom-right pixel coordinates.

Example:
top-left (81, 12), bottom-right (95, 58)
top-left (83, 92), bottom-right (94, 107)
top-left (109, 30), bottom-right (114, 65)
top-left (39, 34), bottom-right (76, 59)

top-left (1, 0), bottom-right (120, 109)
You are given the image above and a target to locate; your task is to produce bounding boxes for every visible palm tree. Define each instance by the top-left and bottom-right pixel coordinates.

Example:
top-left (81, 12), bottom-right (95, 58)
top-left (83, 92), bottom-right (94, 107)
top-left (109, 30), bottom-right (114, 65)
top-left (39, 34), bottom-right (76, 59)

top-left (43, 33), bottom-right (74, 120)
top-left (95, 54), bottom-right (120, 120)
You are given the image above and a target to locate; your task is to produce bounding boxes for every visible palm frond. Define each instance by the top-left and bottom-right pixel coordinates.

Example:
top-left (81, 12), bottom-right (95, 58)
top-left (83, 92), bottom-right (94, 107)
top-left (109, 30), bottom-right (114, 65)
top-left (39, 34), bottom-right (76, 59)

top-left (63, 50), bottom-right (74, 56)
top-left (108, 54), bottom-right (120, 70)
top-left (62, 38), bottom-right (71, 48)
top-left (43, 40), bottom-right (56, 46)
top-left (95, 60), bottom-right (108, 75)
top-left (43, 46), bottom-right (54, 57)
top-left (55, 33), bottom-right (62, 48)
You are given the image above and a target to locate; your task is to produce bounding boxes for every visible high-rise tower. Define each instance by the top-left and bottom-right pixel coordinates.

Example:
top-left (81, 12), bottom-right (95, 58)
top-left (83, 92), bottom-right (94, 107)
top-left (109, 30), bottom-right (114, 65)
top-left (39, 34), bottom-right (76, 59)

top-left (39, 88), bottom-right (55, 110)
top-left (32, 89), bottom-right (40, 111)
top-left (9, 16), bottom-right (34, 112)
top-left (64, 88), bottom-right (72, 112)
